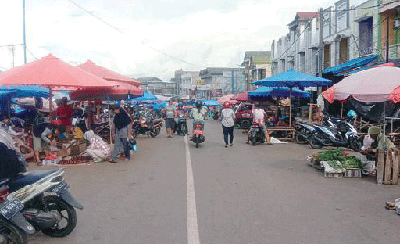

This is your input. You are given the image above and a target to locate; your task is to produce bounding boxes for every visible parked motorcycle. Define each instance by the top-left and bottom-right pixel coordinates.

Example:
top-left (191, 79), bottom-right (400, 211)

top-left (91, 122), bottom-right (110, 138)
top-left (294, 123), bottom-right (316, 144)
top-left (175, 114), bottom-right (188, 136)
top-left (0, 168), bottom-right (83, 243)
top-left (132, 117), bottom-right (160, 138)
top-left (191, 121), bottom-right (205, 148)
top-left (247, 123), bottom-right (265, 146)
top-left (310, 117), bottom-right (362, 151)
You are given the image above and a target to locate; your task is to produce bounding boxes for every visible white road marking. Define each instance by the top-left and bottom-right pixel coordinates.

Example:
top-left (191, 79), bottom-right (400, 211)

top-left (184, 135), bottom-right (201, 244)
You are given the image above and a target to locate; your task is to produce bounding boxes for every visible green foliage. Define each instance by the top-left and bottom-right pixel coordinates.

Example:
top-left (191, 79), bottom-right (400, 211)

top-left (317, 149), bottom-right (362, 169)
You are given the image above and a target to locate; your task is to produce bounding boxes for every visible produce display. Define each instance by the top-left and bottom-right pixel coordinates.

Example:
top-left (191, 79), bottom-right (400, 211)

top-left (312, 149), bottom-right (362, 170)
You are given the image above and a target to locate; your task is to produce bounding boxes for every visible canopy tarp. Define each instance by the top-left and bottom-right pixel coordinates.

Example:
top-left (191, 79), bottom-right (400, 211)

top-left (132, 91), bottom-right (158, 102)
top-left (0, 85), bottom-right (49, 98)
top-left (78, 60), bottom-right (141, 86)
top-left (0, 91), bottom-right (16, 101)
top-left (322, 55), bottom-right (378, 75)
top-left (322, 64), bottom-right (400, 103)
top-left (155, 95), bottom-right (171, 102)
top-left (249, 87), bottom-right (311, 98)
top-left (0, 54), bottom-right (114, 89)
top-left (254, 69), bottom-right (332, 88)
top-left (232, 91), bottom-right (249, 101)
top-left (202, 100), bottom-right (220, 106)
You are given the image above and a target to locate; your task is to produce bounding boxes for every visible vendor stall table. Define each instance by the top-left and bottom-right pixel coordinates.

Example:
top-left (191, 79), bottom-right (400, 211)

top-left (266, 126), bottom-right (295, 141)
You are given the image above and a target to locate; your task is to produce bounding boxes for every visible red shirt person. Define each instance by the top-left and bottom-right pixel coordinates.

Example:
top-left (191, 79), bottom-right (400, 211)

top-left (56, 97), bottom-right (74, 126)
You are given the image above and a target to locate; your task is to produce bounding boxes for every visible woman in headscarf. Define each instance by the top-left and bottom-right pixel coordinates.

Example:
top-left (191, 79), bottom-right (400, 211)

top-left (0, 128), bottom-right (27, 179)
top-left (84, 130), bottom-right (111, 163)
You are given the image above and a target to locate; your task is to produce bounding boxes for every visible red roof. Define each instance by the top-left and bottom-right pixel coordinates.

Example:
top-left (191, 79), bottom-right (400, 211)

top-left (78, 60), bottom-right (140, 86)
top-left (296, 12), bottom-right (318, 19)
top-left (0, 54), bottom-right (114, 89)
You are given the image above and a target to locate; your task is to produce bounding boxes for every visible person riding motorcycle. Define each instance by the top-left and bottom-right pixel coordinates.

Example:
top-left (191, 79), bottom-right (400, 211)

top-left (191, 101), bottom-right (207, 128)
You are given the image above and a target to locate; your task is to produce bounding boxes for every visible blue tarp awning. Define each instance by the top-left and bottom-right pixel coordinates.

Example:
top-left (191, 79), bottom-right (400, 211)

top-left (248, 87), bottom-right (311, 99)
top-left (202, 100), bottom-right (220, 106)
top-left (0, 85), bottom-right (49, 99)
top-left (322, 55), bottom-right (378, 75)
top-left (253, 69), bottom-right (331, 88)
top-left (131, 91), bottom-right (158, 102)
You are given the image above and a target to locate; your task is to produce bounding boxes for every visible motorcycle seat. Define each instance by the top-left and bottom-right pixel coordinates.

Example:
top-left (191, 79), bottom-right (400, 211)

top-left (153, 119), bottom-right (161, 123)
top-left (9, 169), bottom-right (59, 192)
top-left (0, 178), bottom-right (9, 187)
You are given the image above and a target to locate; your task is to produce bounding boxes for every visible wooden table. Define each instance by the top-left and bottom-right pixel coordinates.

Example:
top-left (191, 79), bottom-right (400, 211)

top-left (266, 126), bottom-right (295, 141)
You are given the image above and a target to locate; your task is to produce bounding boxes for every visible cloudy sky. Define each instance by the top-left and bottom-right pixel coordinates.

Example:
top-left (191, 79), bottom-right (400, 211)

top-left (0, 0), bottom-right (365, 80)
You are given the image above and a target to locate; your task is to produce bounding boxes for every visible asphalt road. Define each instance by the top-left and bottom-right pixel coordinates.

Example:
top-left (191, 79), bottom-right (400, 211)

top-left (29, 120), bottom-right (400, 244)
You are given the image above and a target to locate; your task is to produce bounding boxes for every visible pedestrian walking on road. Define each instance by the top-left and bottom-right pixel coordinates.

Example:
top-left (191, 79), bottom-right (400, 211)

top-left (110, 105), bottom-right (131, 163)
top-left (164, 101), bottom-right (176, 138)
top-left (221, 101), bottom-right (235, 148)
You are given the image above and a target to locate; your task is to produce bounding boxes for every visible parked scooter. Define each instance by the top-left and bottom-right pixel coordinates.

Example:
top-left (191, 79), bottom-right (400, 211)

top-left (310, 117), bottom-right (362, 151)
top-left (294, 123), bottom-right (317, 144)
top-left (191, 121), bottom-right (205, 148)
top-left (132, 117), bottom-right (160, 138)
top-left (175, 114), bottom-right (188, 136)
top-left (0, 168), bottom-right (83, 243)
top-left (247, 123), bottom-right (265, 146)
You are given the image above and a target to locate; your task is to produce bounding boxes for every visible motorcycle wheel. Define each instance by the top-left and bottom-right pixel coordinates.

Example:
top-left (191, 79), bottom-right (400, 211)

top-left (181, 124), bottom-right (188, 135)
top-left (349, 137), bottom-right (362, 152)
top-left (0, 218), bottom-right (27, 244)
top-left (150, 129), bottom-right (157, 138)
top-left (240, 120), bottom-right (251, 129)
top-left (252, 137), bottom-right (256, 146)
top-left (154, 127), bottom-right (160, 136)
top-left (309, 135), bottom-right (323, 149)
top-left (40, 195), bottom-right (77, 238)
top-left (195, 141), bottom-right (199, 148)
top-left (295, 131), bottom-right (308, 144)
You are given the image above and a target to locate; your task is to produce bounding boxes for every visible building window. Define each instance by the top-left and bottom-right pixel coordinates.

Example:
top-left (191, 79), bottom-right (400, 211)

top-left (299, 52), bottom-right (305, 72)
top-left (359, 17), bottom-right (373, 57)
top-left (324, 44), bottom-right (331, 69)
top-left (340, 38), bottom-right (349, 63)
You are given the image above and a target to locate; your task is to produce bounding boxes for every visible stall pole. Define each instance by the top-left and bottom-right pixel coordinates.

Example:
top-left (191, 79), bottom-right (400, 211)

top-left (87, 101), bottom-right (92, 130)
top-left (49, 87), bottom-right (53, 119)
top-left (289, 88), bottom-right (292, 127)
top-left (340, 102), bottom-right (344, 118)
top-left (109, 104), bottom-right (113, 145)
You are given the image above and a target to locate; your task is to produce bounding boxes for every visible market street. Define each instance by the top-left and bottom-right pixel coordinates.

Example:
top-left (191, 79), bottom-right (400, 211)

top-left (29, 120), bottom-right (400, 244)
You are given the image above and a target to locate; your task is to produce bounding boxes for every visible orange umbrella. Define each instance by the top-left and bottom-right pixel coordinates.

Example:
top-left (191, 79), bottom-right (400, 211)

top-left (77, 60), bottom-right (142, 98)
top-left (0, 54), bottom-right (114, 89)
top-left (78, 60), bottom-right (141, 87)
top-left (0, 54), bottom-right (116, 114)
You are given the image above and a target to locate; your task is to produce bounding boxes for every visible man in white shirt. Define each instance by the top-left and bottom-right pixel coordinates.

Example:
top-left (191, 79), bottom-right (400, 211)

top-left (253, 107), bottom-right (270, 143)
top-left (221, 102), bottom-right (235, 148)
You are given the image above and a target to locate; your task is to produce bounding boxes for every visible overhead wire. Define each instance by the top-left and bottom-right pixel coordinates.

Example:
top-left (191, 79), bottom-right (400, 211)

top-left (65, 0), bottom-right (204, 69)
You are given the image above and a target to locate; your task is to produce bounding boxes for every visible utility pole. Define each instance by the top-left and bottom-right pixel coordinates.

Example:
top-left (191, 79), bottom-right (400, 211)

top-left (386, 12), bottom-right (390, 63)
top-left (23, 0), bottom-right (27, 64)
top-left (9, 45), bottom-right (15, 68)
top-left (231, 69), bottom-right (234, 94)
top-left (319, 8), bottom-right (324, 77)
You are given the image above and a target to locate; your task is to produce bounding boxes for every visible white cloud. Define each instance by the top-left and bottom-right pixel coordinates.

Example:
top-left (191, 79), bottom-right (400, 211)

top-left (0, 0), bottom-right (365, 79)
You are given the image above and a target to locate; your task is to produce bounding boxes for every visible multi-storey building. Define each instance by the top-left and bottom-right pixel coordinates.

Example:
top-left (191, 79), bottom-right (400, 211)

top-left (199, 67), bottom-right (244, 95)
top-left (378, 0), bottom-right (400, 64)
top-left (173, 69), bottom-right (200, 96)
top-left (271, 12), bottom-right (319, 76)
top-left (137, 77), bottom-right (178, 96)
top-left (241, 51), bottom-right (271, 90)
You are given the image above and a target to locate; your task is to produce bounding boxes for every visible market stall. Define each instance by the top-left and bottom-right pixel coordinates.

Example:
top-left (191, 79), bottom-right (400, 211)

top-left (0, 54), bottom-right (115, 165)
top-left (254, 69), bottom-right (332, 127)
top-left (321, 64), bottom-right (400, 184)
